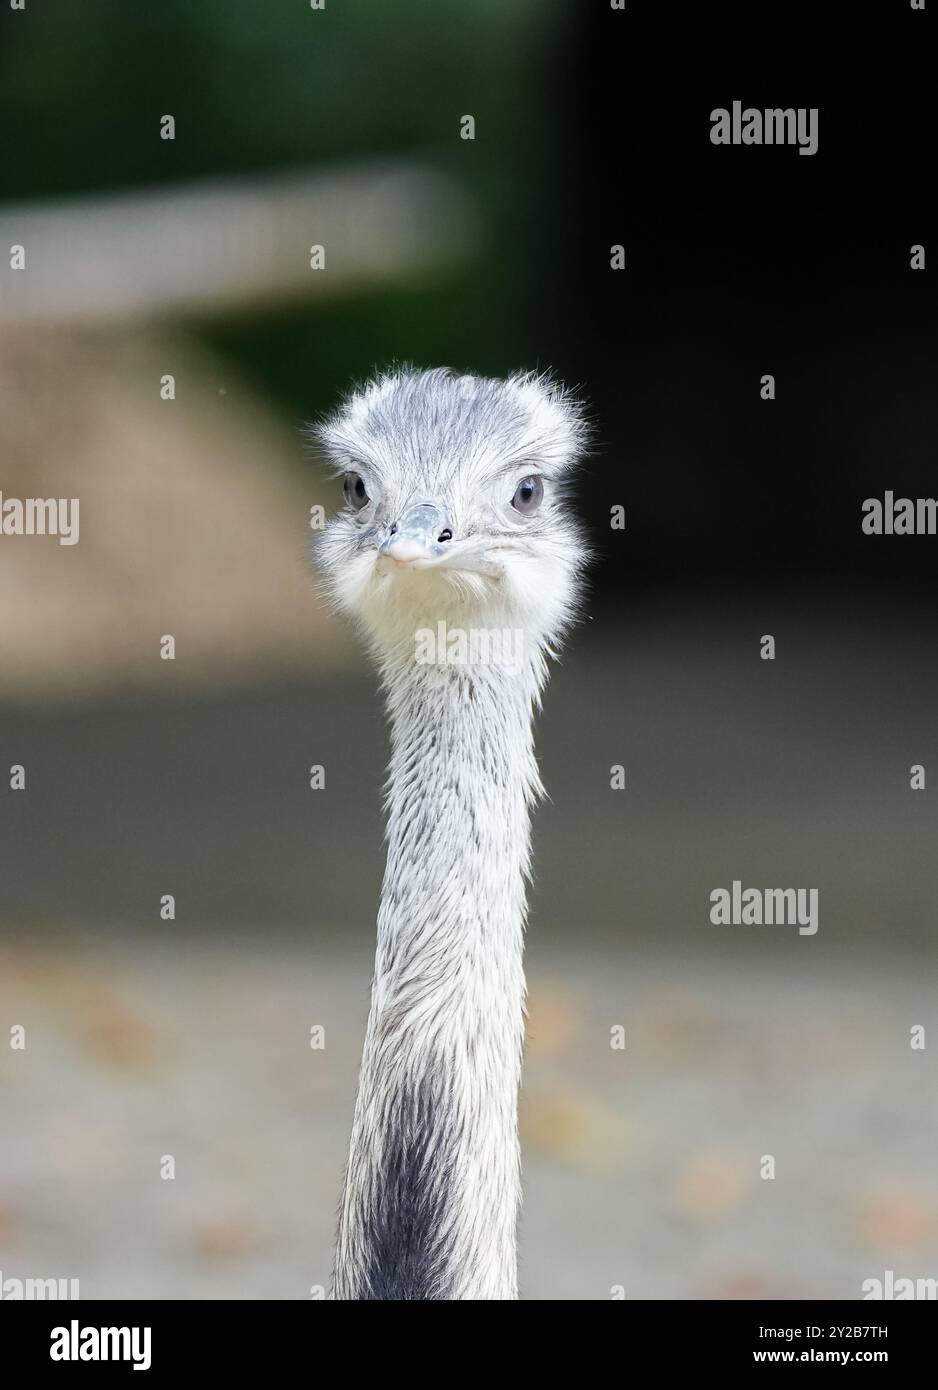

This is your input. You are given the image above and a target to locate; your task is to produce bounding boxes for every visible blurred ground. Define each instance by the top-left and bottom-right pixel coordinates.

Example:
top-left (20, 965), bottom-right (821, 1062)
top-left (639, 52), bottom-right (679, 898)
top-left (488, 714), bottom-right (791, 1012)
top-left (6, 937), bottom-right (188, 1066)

top-left (1, 605), bottom-right (935, 1299)
top-left (1, 932), bottom-right (934, 1301)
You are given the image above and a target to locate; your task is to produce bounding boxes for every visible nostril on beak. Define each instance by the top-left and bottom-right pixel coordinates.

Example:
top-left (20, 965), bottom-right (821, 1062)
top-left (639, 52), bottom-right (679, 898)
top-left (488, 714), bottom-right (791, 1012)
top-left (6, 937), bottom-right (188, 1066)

top-left (380, 504), bottom-right (450, 561)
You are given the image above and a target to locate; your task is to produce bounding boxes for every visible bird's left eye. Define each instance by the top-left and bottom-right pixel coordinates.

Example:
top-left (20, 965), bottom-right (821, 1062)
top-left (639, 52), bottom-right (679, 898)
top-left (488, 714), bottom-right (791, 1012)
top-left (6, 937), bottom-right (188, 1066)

top-left (511, 474), bottom-right (543, 515)
top-left (343, 472), bottom-right (369, 511)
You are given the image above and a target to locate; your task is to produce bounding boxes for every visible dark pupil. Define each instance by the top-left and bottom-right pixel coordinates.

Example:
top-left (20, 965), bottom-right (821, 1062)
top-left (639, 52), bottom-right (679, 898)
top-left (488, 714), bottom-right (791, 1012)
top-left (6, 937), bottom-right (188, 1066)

top-left (354, 477), bottom-right (365, 500)
top-left (520, 481), bottom-right (533, 501)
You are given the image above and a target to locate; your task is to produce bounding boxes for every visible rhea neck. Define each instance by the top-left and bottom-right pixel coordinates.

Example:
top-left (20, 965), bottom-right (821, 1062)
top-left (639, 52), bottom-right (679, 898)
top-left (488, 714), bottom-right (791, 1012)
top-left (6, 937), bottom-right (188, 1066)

top-left (334, 637), bottom-right (545, 1301)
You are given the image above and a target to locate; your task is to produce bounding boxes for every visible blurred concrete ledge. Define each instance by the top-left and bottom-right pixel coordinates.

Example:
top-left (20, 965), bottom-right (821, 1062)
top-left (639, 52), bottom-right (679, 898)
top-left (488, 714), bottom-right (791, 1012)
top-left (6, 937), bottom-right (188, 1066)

top-left (0, 161), bottom-right (479, 325)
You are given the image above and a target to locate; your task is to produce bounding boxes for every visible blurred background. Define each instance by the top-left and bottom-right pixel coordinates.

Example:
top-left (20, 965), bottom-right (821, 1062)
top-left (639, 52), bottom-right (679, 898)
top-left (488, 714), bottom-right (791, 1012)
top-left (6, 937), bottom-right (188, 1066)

top-left (1, 1), bottom-right (936, 1299)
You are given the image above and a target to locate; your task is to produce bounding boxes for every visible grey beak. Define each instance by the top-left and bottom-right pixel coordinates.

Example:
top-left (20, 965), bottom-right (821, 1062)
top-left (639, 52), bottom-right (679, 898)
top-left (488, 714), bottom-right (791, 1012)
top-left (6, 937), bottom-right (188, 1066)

top-left (378, 501), bottom-right (452, 564)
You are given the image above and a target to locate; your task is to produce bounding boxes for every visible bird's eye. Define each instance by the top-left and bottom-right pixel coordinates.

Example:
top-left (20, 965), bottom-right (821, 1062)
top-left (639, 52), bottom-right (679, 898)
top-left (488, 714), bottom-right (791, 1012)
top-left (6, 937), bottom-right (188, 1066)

top-left (511, 474), bottom-right (543, 515)
top-left (343, 472), bottom-right (369, 511)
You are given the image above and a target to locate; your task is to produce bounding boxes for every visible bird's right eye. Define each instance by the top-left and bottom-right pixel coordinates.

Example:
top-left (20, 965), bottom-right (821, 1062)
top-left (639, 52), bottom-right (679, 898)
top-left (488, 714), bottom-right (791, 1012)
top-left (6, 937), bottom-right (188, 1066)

top-left (343, 472), bottom-right (369, 511)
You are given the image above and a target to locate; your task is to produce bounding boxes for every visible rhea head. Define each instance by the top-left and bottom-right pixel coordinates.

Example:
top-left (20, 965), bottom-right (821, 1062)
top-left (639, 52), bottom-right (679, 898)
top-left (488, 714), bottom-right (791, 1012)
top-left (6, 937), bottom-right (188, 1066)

top-left (314, 368), bottom-right (587, 665)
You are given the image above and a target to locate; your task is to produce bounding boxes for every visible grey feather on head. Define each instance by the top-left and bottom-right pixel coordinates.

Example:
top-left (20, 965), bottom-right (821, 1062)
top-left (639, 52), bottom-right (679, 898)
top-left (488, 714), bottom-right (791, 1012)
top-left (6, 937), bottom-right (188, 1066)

top-left (312, 366), bottom-right (590, 665)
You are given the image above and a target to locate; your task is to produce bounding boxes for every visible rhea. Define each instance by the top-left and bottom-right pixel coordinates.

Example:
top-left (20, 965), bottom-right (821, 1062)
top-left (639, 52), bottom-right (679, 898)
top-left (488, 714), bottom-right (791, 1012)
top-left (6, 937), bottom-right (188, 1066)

top-left (315, 367), bottom-right (586, 1300)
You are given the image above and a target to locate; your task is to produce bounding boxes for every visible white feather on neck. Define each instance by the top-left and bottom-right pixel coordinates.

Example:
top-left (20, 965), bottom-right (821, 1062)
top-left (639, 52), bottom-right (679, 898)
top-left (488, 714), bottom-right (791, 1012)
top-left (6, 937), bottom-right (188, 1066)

top-left (334, 646), bottom-right (545, 1300)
